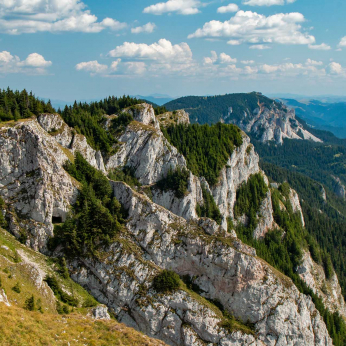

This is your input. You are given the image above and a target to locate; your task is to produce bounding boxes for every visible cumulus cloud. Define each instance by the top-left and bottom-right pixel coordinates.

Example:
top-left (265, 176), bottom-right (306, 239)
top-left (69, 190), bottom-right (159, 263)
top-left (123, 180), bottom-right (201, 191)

top-left (204, 51), bottom-right (237, 65)
top-left (108, 39), bottom-right (193, 63)
top-left (0, 51), bottom-right (52, 74)
top-left (143, 0), bottom-right (203, 15)
top-left (188, 11), bottom-right (315, 47)
top-left (328, 62), bottom-right (344, 75)
top-left (306, 59), bottom-right (323, 66)
top-left (308, 43), bottom-right (331, 50)
top-left (75, 60), bottom-right (108, 74)
top-left (242, 0), bottom-right (296, 6)
top-left (0, 0), bottom-right (127, 34)
top-left (338, 36), bottom-right (346, 48)
top-left (217, 4), bottom-right (239, 13)
top-left (241, 60), bottom-right (255, 64)
top-left (131, 22), bottom-right (156, 34)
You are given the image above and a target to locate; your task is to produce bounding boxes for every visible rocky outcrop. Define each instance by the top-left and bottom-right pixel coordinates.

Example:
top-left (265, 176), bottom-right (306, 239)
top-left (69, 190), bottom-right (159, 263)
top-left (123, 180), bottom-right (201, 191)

top-left (332, 176), bottom-right (346, 200)
top-left (0, 289), bottom-right (10, 307)
top-left (288, 188), bottom-right (305, 227)
top-left (70, 181), bottom-right (332, 346)
top-left (297, 251), bottom-right (346, 318)
top-left (0, 118), bottom-right (78, 252)
top-left (157, 110), bottom-right (190, 128)
top-left (228, 104), bottom-right (322, 145)
top-left (105, 120), bottom-right (187, 186)
top-left (88, 305), bottom-right (111, 320)
top-left (37, 113), bottom-right (106, 173)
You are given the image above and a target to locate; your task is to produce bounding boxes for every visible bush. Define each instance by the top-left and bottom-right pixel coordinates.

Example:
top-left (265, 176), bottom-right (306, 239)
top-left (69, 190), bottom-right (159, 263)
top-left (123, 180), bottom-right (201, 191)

top-left (45, 275), bottom-right (78, 307)
top-left (153, 270), bottom-right (180, 293)
top-left (83, 297), bottom-right (98, 308)
top-left (24, 295), bottom-right (35, 311)
top-left (12, 282), bottom-right (21, 293)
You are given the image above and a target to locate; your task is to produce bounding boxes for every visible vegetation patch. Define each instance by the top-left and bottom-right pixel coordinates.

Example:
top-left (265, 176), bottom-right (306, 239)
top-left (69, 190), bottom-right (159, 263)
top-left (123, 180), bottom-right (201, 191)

top-left (156, 166), bottom-right (190, 199)
top-left (162, 122), bottom-right (243, 186)
top-left (196, 187), bottom-right (222, 225)
top-left (153, 270), bottom-right (180, 294)
top-left (234, 173), bottom-right (268, 230)
top-left (0, 88), bottom-right (55, 122)
top-left (50, 152), bottom-right (126, 257)
top-left (108, 166), bottom-right (141, 188)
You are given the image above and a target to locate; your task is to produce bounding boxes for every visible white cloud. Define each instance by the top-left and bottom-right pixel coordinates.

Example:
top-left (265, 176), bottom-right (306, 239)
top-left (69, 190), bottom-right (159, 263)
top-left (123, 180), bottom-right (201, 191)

top-left (188, 11), bottom-right (315, 47)
top-left (76, 61), bottom-right (108, 74)
top-left (0, 0), bottom-right (127, 34)
top-left (241, 60), bottom-right (255, 64)
top-left (308, 43), bottom-right (331, 50)
top-left (110, 59), bottom-right (121, 71)
top-left (217, 4), bottom-right (239, 13)
top-left (20, 53), bottom-right (52, 67)
top-left (108, 39), bottom-right (193, 63)
top-left (0, 51), bottom-right (52, 74)
top-left (220, 52), bottom-right (237, 63)
top-left (306, 59), bottom-right (323, 66)
top-left (242, 0), bottom-right (296, 6)
top-left (338, 36), bottom-right (346, 48)
top-left (250, 44), bottom-right (271, 50)
top-left (227, 40), bottom-right (241, 45)
top-left (143, 0), bottom-right (203, 15)
top-left (204, 51), bottom-right (237, 65)
top-left (328, 62), bottom-right (344, 75)
top-left (131, 22), bottom-right (156, 34)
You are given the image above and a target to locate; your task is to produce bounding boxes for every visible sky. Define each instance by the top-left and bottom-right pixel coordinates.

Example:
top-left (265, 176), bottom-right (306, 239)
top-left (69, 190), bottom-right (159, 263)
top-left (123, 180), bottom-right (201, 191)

top-left (1, 0), bottom-right (346, 101)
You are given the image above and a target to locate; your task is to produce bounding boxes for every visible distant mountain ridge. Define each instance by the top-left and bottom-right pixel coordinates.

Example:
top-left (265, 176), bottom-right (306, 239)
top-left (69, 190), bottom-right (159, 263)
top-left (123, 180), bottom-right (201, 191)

top-left (280, 98), bottom-right (346, 139)
top-left (165, 92), bottom-right (322, 145)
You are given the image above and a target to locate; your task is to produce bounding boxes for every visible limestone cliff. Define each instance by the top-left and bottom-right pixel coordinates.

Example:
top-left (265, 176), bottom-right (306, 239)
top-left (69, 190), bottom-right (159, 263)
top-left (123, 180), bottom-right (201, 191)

top-left (228, 103), bottom-right (322, 145)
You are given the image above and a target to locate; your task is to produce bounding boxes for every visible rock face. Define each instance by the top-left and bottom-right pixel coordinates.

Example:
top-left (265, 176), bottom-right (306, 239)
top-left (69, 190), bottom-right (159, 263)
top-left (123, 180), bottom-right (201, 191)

top-left (0, 118), bottom-right (78, 252)
top-left (228, 104), bottom-right (322, 145)
top-left (70, 181), bottom-right (332, 346)
top-left (332, 176), bottom-right (346, 200)
top-left (0, 105), bottom-right (340, 345)
top-left (297, 251), bottom-right (346, 318)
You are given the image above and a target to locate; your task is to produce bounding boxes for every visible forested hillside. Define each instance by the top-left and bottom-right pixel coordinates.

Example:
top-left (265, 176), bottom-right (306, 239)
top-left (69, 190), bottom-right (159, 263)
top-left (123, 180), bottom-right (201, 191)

top-left (164, 92), bottom-right (285, 124)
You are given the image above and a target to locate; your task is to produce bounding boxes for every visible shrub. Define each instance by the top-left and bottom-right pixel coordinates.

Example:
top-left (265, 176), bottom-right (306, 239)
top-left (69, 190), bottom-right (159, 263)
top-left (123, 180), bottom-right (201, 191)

top-left (45, 275), bottom-right (78, 307)
top-left (12, 282), bottom-right (21, 293)
top-left (83, 297), bottom-right (98, 308)
top-left (24, 295), bottom-right (35, 311)
top-left (153, 270), bottom-right (180, 293)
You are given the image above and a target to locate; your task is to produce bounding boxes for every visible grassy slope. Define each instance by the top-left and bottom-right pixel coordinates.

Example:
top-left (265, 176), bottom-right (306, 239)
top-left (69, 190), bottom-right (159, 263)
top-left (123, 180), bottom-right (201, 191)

top-left (0, 304), bottom-right (166, 346)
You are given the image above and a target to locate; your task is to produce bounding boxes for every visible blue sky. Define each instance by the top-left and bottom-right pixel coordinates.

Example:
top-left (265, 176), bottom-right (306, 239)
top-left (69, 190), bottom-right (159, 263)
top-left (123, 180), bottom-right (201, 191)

top-left (1, 0), bottom-right (346, 101)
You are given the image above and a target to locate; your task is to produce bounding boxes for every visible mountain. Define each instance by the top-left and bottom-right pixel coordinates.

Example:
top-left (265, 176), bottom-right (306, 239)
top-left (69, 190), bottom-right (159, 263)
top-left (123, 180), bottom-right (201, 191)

top-left (0, 88), bottom-right (346, 345)
top-left (165, 92), bottom-right (322, 145)
top-left (280, 98), bottom-right (346, 139)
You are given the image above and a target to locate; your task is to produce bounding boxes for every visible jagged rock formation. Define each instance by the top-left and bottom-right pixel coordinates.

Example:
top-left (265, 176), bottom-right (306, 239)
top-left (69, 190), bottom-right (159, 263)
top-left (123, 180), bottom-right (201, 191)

top-left (0, 104), bottom-right (342, 345)
top-left (297, 251), bottom-right (346, 318)
top-left (229, 104), bottom-right (322, 145)
top-left (332, 176), bottom-right (346, 200)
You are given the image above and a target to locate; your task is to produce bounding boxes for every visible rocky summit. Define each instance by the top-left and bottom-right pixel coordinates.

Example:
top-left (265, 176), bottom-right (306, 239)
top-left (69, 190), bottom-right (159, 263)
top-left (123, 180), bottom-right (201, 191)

top-left (0, 98), bottom-right (345, 346)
